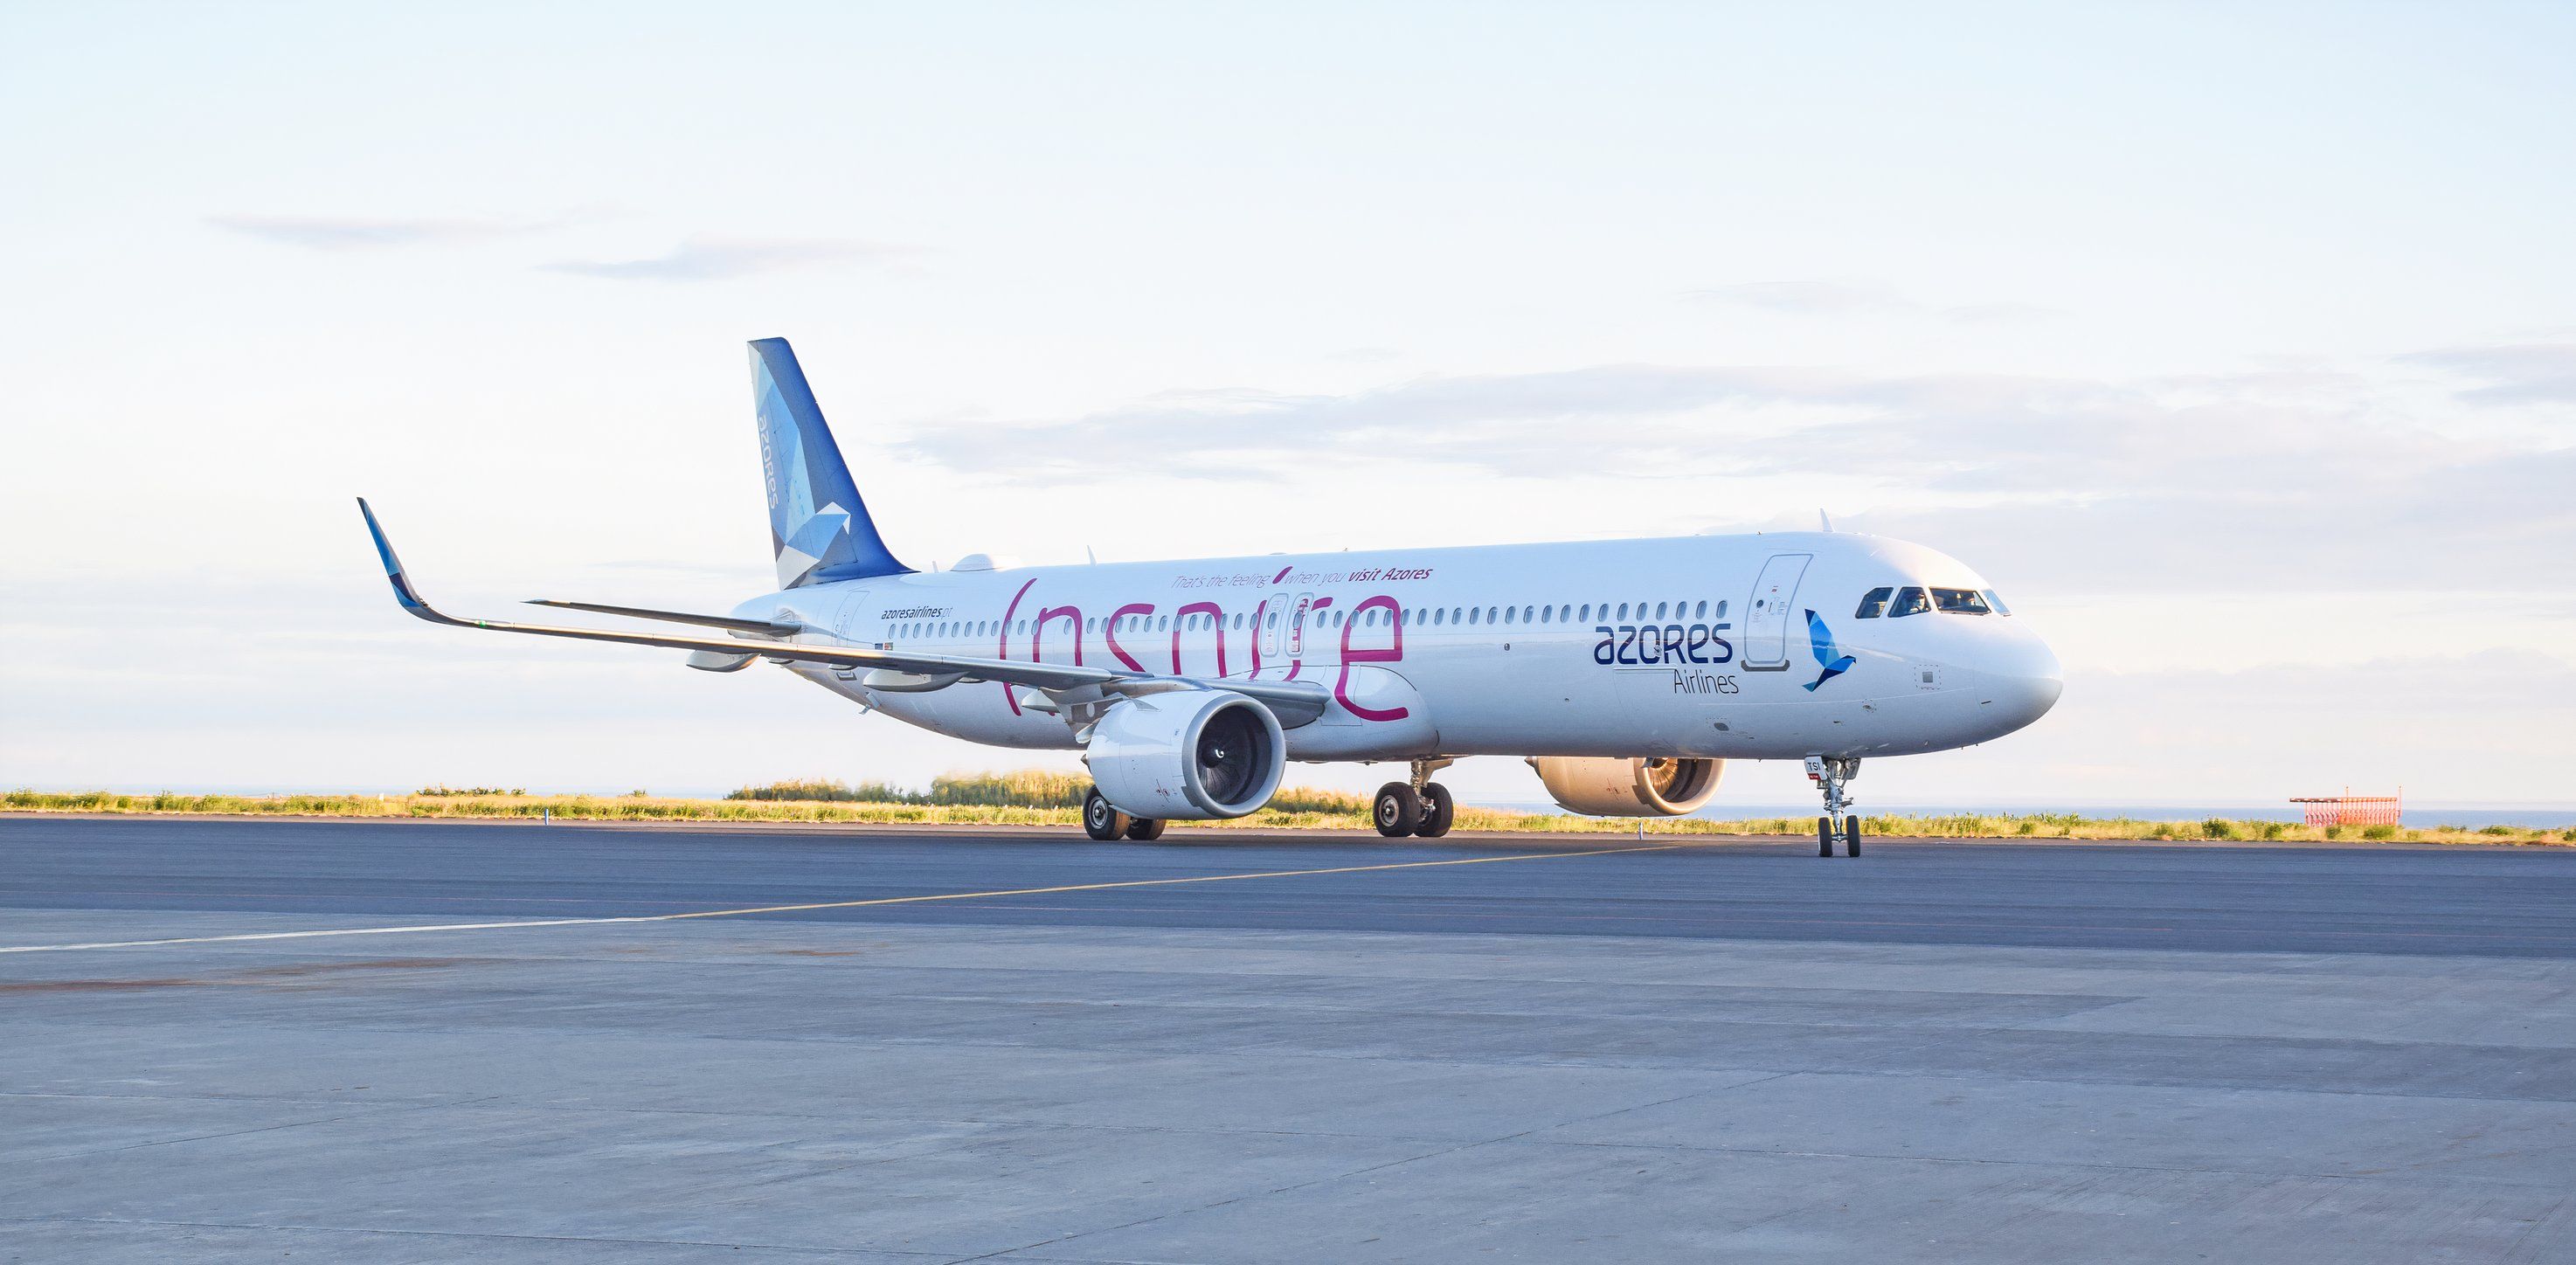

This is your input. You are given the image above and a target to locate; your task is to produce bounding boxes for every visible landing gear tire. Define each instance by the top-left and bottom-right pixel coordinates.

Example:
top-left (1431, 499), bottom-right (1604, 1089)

top-left (1818, 816), bottom-right (1835, 857)
top-left (1083, 787), bottom-right (1131, 842)
top-left (1416, 784), bottom-right (1456, 838)
top-left (1124, 817), bottom-right (1167, 841)
top-left (1374, 783), bottom-right (1423, 838)
top-left (1843, 814), bottom-right (1861, 857)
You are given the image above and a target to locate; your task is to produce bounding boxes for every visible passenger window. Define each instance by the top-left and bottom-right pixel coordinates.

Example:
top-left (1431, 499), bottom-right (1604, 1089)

top-left (1986, 591), bottom-right (2012, 616)
top-left (1655, 602), bottom-right (1667, 619)
top-left (1889, 586), bottom-right (1931, 618)
top-left (1468, 607), bottom-right (1480, 625)
top-left (1854, 586), bottom-right (1893, 619)
top-left (1932, 587), bottom-right (1991, 615)
top-left (1616, 603), bottom-right (1629, 620)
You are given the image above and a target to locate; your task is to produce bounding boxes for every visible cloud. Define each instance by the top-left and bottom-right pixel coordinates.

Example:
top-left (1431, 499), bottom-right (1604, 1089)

top-left (1683, 280), bottom-right (2062, 325)
top-left (891, 352), bottom-right (2572, 595)
top-left (543, 238), bottom-right (908, 282)
top-left (2405, 342), bottom-right (2576, 405)
top-left (2024, 651), bottom-right (2576, 802)
top-left (899, 361), bottom-right (2421, 491)
top-left (1682, 280), bottom-right (1907, 315)
top-left (208, 213), bottom-right (541, 250)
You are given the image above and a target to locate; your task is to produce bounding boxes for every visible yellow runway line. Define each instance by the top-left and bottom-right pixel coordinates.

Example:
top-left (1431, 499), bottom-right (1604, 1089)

top-left (0, 843), bottom-right (1686, 955)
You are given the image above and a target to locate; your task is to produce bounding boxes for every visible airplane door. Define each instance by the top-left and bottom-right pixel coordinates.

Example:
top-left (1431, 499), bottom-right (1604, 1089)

top-left (1261, 591), bottom-right (1290, 660)
top-left (1285, 592), bottom-right (1314, 658)
top-left (1742, 554), bottom-right (1811, 670)
top-left (832, 589), bottom-right (870, 679)
top-left (834, 589), bottom-right (871, 639)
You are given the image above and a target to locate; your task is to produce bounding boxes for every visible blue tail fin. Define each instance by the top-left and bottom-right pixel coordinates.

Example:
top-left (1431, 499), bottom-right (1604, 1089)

top-left (748, 338), bottom-right (911, 587)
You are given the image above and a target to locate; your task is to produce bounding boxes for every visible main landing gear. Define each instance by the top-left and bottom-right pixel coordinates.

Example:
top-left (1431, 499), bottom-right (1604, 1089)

top-left (1083, 786), bottom-right (1166, 841)
top-left (1807, 755), bottom-right (1862, 857)
top-left (1375, 757), bottom-right (1457, 839)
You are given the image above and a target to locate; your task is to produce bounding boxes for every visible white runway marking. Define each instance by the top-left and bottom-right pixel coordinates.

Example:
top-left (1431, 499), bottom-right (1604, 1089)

top-left (0, 844), bottom-right (1683, 955)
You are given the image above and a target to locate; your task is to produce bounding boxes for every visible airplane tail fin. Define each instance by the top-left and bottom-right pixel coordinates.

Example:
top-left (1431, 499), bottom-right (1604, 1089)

top-left (748, 337), bottom-right (911, 588)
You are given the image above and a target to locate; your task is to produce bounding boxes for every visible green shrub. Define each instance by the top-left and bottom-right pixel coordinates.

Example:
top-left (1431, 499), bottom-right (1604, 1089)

top-left (419, 785), bottom-right (523, 797)
top-left (2323, 826), bottom-right (2343, 840)
top-left (2260, 821), bottom-right (2287, 840)
top-left (726, 778), bottom-right (923, 803)
top-left (2200, 818), bottom-right (2237, 840)
top-left (2361, 824), bottom-right (2398, 840)
top-left (2479, 825), bottom-right (2515, 836)
top-left (928, 769), bottom-right (1091, 807)
top-left (1264, 785), bottom-right (1370, 814)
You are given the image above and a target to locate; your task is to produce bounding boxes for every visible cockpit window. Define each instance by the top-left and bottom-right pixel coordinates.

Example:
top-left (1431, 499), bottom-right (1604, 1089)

top-left (1932, 587), bottom-right (1992, 615)
top-left (1853, 586), bottom-right (1893, 619)
top-left (1985, 591), bottom-right (2012, 616)
top-left (1887, 585), bottom-right (1932, 618)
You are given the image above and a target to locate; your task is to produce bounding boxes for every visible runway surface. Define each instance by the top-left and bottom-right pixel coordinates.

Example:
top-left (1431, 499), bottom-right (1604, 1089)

top-left (9, 816), bottom-right (2576, 955)
top-left (7, 817), bottom-right (2576, 1262)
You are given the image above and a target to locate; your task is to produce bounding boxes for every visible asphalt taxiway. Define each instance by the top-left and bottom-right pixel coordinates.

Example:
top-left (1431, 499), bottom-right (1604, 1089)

top-left (5, 817), bottom-right (2573, 1262)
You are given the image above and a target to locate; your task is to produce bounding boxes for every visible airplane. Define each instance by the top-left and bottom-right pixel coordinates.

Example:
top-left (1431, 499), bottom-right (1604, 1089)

top-left (357, 338), bottom-right (2061, 855)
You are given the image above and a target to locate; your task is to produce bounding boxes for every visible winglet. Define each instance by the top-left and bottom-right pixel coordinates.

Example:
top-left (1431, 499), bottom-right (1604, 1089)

top-left (355, 498), bottom-right (442, 620)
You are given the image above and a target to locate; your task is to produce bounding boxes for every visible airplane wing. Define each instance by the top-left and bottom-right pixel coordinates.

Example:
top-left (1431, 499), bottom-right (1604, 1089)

top-left (356, 499), bottom-right (1326, 718)
top-left (523, 599), bottom-right (805, 637)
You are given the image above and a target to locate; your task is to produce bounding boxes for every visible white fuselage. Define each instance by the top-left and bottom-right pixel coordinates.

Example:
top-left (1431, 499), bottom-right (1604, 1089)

top-left (737, 530), bottom-right (2061, 765)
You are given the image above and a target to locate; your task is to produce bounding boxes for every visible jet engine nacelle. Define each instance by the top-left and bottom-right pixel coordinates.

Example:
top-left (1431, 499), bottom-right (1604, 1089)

top-left (1528, 756), bottom-right (1723, 817)
top-left (1086, 689), bottom-right (1287, 820)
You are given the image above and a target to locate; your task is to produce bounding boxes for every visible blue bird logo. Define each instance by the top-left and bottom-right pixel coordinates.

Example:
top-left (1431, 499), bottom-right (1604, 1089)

top-left (1804, 609), bottom-right (1855, 692)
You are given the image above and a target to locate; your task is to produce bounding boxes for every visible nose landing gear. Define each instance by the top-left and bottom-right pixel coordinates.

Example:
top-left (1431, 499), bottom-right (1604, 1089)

top-left (1806, 756), bottom-right (1861, 857)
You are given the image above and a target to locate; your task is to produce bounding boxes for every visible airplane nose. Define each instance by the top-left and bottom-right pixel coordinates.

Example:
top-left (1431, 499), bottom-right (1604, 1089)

top-left (1981, 634), bottom-right (2063, 733)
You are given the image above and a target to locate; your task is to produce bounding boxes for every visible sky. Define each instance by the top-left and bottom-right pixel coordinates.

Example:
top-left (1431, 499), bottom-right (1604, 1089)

top-left (3, 2), bottom-right (2572, 809)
